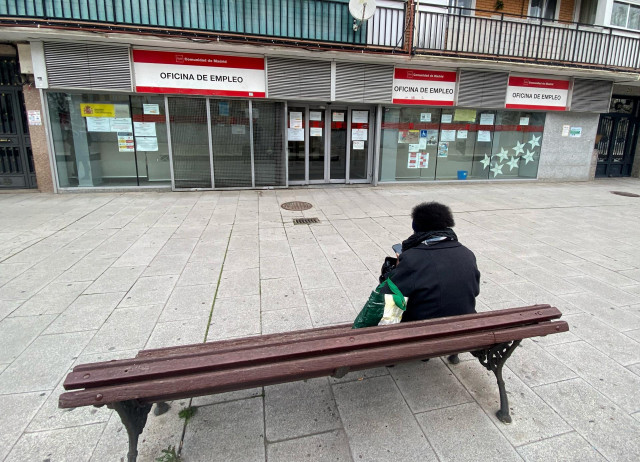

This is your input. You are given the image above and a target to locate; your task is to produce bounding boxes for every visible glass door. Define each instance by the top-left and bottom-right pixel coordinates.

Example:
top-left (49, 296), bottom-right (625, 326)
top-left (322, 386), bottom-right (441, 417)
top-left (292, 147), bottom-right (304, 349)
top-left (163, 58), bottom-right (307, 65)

top-left (309, 108), bottom-right (326, 181)
top-left (348, 108), bottom-right (372, 182)
top-left (329, 109), bottom-right (347, 181)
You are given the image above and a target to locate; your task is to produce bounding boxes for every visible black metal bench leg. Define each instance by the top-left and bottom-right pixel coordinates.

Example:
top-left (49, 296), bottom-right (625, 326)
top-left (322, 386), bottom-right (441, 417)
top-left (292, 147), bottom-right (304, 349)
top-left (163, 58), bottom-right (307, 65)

top-left (471, 340), bottom-right (521, 424)
top-left (107, 400), bottom-right (153, 462)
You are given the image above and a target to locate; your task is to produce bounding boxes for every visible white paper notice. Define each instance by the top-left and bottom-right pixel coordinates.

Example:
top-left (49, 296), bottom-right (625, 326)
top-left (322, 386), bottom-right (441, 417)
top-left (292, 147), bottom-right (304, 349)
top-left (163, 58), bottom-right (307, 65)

top-left (419, 138), bottom-right (427, 150)
top-left (479, 113), bottom-right (494, 125)
top-left (289, 112), bottom-right (303, 129)
top-left (332, 112), bottom-right (345, 122)
top-left (288, 128), bottom-right (304, 141)
top-left (407, 152), bottom-right (419, 169)
top-left (477, 130), bottom-right (492, 142)
top-left (27, 110), bottom-right (42, 126)
top-left (143, 104), bottom-right (160, 115)
top-left (561, 125), bottom-right (570, 137)
top-left (408, 144), bottom-right (420, 152)
top-left (352, 110), bottom-right (369, 123)
top-left (440, 130), bottom-right (456, 142)
top-left (231, 124), bottom-right (246, 135)
top-left (520, 117), bottom-right (530, 126)
top-left (111, 118), bottom-right (133, 132)
top-left (136, 136), bottom-right (158, 151)
top-left (86, 117), bottom-right (112, 132)
top-left (133, 122), bottom-right (156, 137)
top-left (310, 127), bottom-right (323, 137)
top-left (351, 129), bottom-right (368, 141)
top-left (441, 114), bottom-right (453, 123)
top-left (353, 140), bottom-right (365, 150)
top-left (419, 152), bottom-right (429, 168)
top-left (420, 113), bottom-right (431, 122)
top-left (457, 130), bottom-right (468, 139)
top-left (118, 133), bottom-right (134, 152)
top-left (309, 111), bottom-right (322, 121)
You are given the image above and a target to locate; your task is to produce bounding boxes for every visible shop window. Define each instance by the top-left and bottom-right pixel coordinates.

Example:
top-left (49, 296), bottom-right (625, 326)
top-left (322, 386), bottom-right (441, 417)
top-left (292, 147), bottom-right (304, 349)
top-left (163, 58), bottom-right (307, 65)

top-left (489, 111), bottom-right (545, 179)
top-left (380, 107), bottom-right (441, 181)
top-left (47, 92), bottom-right (170, 188)
top-left (379, 107), bottom-right (544, 182)
top-left (287, 107), bottom-right (306, 182)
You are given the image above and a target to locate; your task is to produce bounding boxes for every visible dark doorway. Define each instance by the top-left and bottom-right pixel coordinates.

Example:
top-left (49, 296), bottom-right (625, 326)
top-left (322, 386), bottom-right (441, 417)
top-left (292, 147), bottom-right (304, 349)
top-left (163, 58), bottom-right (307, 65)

top-left (0, 58), bottom-right (36, 189)
top-left (595, 96), bottom-right (639, 178)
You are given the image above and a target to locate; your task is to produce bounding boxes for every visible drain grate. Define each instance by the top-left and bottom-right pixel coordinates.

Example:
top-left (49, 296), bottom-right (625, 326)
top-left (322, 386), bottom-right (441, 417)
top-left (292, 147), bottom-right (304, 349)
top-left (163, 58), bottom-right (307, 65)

top-left (611, 191), bottom-right (640, 198)
top-left (281, 201), bottom-right (313, 211)
top-left (293, 217), bottom-right (320, 225)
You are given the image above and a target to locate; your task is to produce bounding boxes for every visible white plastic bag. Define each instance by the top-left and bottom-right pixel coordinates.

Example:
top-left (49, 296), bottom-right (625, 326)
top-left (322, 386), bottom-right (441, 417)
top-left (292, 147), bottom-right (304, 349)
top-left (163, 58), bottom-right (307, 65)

top-left (378, 294), bottom-right (408, 325)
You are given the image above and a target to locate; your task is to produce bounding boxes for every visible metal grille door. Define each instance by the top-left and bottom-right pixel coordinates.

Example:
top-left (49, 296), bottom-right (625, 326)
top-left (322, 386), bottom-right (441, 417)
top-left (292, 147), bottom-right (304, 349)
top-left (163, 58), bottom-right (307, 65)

top-left (595, 111), bottom-right (638, 178)
top-left (168, 97), bottom-right (212, 189)
top-left (0, 87), bottom-right (35, 189)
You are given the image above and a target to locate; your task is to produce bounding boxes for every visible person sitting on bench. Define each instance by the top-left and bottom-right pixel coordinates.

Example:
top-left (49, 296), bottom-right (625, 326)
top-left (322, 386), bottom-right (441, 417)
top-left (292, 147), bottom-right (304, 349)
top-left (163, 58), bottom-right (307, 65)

top-left (384, 201), bottom-right (481, 362)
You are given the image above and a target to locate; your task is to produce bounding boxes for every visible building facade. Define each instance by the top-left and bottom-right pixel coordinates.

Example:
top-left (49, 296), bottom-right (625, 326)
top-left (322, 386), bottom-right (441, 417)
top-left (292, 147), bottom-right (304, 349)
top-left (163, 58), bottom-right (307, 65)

top-left (0, 0), bottom-right (639, 192)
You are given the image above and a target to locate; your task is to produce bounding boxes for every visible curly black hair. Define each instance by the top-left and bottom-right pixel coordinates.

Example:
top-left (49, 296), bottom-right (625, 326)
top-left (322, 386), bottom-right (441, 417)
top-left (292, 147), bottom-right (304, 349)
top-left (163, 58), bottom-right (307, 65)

top-left (411, 202), bottom-right (455, 232)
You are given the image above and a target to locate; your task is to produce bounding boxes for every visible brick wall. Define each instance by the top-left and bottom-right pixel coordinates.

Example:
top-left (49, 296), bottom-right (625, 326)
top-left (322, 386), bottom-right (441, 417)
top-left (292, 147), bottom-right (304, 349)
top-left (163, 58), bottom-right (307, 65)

top-left (558, 0), bottom-right (576, 22)
top-left (474, 0), bottom-right (576, 21)
top-left (475, 0), bottom-right (528, 17)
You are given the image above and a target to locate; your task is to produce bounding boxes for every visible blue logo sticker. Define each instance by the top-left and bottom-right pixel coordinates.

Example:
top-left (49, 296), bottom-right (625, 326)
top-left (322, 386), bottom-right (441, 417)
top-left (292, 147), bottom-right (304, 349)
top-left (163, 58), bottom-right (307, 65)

top-left (420, 129), bottom-right (428, 138)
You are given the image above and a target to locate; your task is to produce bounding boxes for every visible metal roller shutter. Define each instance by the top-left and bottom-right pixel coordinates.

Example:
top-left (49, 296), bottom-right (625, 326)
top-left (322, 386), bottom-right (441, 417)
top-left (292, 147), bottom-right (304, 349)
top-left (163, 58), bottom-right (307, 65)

top-left (336, 62), bottom-right (394, 103)
top-left (44, 42), bottom-right (132, 91)
top-left (571, 79), bottom-right (613, 112)
top-left (267, 57), bottom-right (331, 101)
top-left (457, 70), bottom-right (509, 108)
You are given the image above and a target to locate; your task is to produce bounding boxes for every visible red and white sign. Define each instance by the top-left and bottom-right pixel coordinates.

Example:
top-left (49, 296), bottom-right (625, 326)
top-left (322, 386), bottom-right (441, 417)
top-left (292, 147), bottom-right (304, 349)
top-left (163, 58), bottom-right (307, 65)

top-left (392, 68), bottom-right (457, 106)
top-left (133, 50), bottom-right (265, 98)
top-left (505, 75), bottom-right (569, 111)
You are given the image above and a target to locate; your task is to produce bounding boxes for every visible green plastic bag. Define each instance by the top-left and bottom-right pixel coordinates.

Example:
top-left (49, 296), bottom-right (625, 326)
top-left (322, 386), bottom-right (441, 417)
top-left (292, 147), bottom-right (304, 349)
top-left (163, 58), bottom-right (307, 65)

top-left (352, 279), bottom-right (406, 329)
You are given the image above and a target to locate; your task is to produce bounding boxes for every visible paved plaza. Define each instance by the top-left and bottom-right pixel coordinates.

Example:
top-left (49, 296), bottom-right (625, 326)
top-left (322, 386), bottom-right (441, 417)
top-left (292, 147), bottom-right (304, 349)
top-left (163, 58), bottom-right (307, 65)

top-left (1, 179), bottom-right (640, 461)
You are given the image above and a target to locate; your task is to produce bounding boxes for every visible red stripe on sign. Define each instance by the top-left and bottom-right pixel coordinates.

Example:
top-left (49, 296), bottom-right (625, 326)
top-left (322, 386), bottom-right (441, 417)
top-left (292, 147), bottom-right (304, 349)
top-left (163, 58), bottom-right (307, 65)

top-left (392, 99), bottom-right (455, 106)
top-left (136, 86), bottom-right (266, 98)
top-left (133, 50), bottom-right (265, 70)
top-left (394, 68), bottom-right (457, 82)
top-left (505, 103), bottom-right (566, 111)
top-left (508, 76), bottom-right (570, 90)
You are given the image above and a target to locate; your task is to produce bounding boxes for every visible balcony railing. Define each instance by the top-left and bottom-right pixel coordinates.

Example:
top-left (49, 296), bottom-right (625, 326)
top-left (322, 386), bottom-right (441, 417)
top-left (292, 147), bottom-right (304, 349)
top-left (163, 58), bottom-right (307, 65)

top-left (1, 1), bottom-right (639, 71)
top-left (414, 4), bottom-right (640, 71)
top-left (0, 0), bottom-right (406, 49)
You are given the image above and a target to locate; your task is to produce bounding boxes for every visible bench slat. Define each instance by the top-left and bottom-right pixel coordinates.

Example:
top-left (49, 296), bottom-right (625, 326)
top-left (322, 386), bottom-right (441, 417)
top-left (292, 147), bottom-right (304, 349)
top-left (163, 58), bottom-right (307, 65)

top-left (72, 304), bottom-right (554, 373)
top-left (64, 306), bottom-right (561, 390)
top-left (60, 320), bottom-right (567, 408)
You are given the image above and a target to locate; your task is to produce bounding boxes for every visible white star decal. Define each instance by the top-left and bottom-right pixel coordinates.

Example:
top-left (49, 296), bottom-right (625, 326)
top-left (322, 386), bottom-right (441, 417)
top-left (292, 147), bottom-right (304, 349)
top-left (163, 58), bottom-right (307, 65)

top-left (480, 154), bottom-right (491, 170)
top-left (506, 156), bottom-right (520, 171)
top-left (522, 150), bottom-right (535, 164)
top-left (528, 134), bottom-right (541, 149)
top-left (490, 162), bottom-right (504, 178)
top-left (512, 141), bottom-right (525, 156)
top-left (496, 148), bottom-right (509, 162)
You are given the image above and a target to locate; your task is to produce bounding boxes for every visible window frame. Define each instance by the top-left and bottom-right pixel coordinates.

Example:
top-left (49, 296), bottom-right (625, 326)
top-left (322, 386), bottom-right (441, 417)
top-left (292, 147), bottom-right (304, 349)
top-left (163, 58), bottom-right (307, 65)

top-left (528, 0), bottom-right (560, 20)
top-left (611, 0), bottom-right (640, 30)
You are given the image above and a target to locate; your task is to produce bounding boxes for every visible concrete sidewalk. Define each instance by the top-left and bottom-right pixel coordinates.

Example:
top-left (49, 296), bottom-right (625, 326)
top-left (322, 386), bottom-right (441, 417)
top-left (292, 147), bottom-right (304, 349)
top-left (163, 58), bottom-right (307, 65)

top-left (1, 179), bottom-right (640, 461)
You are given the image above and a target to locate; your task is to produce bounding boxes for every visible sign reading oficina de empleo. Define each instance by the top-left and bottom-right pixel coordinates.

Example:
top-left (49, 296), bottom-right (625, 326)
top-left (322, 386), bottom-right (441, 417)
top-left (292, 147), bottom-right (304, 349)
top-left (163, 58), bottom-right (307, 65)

top-left (132, 50), bottom-right (266, 98)
top-left (505, 75), bottom-right (569, 111)
top-left (392, 68), bottom-right (457, 106)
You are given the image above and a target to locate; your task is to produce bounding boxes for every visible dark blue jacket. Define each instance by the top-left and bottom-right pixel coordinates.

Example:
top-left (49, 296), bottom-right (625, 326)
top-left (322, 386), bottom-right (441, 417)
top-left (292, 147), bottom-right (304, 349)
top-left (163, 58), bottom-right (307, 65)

top-left (385, 240), bottom-right (480, 321)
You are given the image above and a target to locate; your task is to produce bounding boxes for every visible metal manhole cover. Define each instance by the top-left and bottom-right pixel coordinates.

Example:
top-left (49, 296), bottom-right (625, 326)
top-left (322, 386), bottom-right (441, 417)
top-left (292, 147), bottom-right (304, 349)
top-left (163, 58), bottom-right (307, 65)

top-left (611, 191), bottom-right (640, 198)
top-left (281, 201), bottom-right (313, 211)
top-left (293, 217), bottom-right (320, 225)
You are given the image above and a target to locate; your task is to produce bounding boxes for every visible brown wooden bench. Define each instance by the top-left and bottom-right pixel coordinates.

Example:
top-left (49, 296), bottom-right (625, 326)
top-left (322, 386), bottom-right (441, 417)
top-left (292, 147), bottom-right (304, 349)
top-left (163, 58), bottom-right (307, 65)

top-left (59, 304), bottom-right (568, 462)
